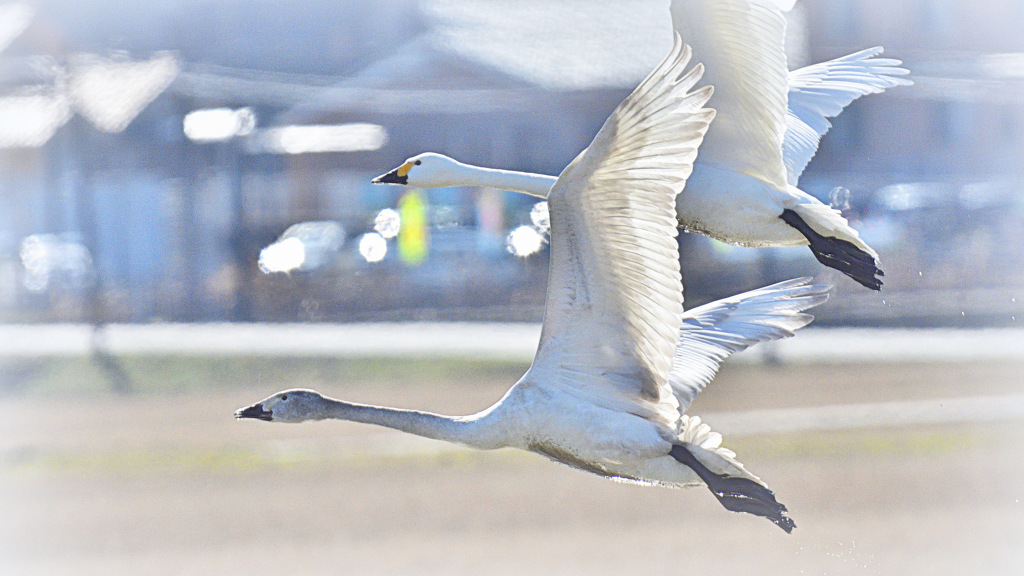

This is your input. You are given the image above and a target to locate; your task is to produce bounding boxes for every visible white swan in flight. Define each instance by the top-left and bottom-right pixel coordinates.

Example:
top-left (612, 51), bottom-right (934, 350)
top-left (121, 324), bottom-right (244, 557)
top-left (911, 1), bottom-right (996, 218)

top-left (668, 0), bottom-right (905, 290)
top-left (239, 37), bottom-right (831, 532)
top-left (373, 0), bottom-right (910, 291)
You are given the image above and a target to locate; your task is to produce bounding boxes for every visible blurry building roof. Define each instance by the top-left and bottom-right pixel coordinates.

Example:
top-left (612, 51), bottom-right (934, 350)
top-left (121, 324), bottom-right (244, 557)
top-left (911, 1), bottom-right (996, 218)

top-left (422, 0), bottom-right (672, 91)
top-left (897, 51), bottom-right (1024, 104)
top-left (284, 0), bottom-right (674, 123)
top-left (281, 38), bottom-right (555, 122)
top-left (169, 64), bottom-right (343, 108)
top-left (0, 3), bottom-right (34, 55)
top-left (4, 0), bottom-right (424, 76)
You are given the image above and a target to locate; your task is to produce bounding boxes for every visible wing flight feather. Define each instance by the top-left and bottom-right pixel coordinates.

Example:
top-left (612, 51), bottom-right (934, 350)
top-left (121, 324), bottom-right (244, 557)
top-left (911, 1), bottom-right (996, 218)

top-left (670, 0), bottom-right (790, 189)
top-left (530, 36), bottom-right (714, 426)
top-left (784, 48), bottom-right (912, 184)
top-left (669, 277), bottom-right (830, 411)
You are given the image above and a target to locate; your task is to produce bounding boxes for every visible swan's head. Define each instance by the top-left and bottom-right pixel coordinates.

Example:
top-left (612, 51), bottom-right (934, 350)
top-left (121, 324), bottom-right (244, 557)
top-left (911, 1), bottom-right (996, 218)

top-left (234, 389), bottom-right (326, 423)
top-left (371, 153), bottom-right (464, 188)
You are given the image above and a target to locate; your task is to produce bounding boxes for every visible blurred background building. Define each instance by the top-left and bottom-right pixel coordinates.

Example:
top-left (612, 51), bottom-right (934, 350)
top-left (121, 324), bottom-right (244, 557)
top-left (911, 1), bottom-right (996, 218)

top-left (1, 0), bottom-right (1022, 326)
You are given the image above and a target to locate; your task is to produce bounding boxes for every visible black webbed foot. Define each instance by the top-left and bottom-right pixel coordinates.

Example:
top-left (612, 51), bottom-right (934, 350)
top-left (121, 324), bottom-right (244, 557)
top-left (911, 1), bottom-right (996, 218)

top-left (780, 208), bottom-right (883, 291)
top-left (670, 444), bottom-right (795, 533)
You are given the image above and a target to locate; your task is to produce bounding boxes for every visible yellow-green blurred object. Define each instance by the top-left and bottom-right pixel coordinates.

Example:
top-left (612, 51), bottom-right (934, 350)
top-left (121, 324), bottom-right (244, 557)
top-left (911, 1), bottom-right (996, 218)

top-left (398, 190), bottom-right (429, 265)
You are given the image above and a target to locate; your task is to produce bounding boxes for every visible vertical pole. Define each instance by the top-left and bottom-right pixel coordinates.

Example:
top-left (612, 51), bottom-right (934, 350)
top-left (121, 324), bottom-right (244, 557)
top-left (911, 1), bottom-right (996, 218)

top-left (225, 140), bottom-right (251, 321)
top-left (73, 118), bottom-right (133, 393)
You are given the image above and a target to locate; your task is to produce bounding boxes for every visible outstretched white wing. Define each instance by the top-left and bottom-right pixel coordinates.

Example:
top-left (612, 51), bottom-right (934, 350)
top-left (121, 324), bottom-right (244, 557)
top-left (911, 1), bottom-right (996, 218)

top-left (670, 0), bottom-right (790, 189)
top-left (669, 277), bottom-right (830, 412)
top-left (529, 36), bottom-right (714, 427)
top-left (784, 47), bottom-right (912, 184)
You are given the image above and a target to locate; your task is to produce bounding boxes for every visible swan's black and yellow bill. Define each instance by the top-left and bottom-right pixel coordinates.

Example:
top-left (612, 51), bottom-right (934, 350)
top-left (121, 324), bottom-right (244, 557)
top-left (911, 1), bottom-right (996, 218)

top-left (235, 403), bottom-right (273, 421)
top-left (371, 162), bottom-right (413, 185)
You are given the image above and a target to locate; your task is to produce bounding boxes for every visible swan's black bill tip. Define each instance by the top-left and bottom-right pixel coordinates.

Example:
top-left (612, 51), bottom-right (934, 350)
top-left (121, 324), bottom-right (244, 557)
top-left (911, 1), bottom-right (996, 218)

top-left (235, 403), bottom-right (273, 421)
top-left (371, 168), bottom-right (407, 185)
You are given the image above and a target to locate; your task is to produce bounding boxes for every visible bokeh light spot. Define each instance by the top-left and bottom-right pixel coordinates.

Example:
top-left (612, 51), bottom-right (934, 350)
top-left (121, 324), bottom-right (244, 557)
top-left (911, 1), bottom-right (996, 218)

top-left (359, 232), bottom-right (388, 263)
top-left (258, 237), bottom-right (306, 273)
top-left (506, 225), bottom-right (545, 257)
top-left (374, 208), bottom-right (401, 239)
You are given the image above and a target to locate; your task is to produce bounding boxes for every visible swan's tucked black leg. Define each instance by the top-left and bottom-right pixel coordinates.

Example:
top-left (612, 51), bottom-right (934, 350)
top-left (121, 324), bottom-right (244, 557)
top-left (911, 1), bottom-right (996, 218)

top-left (779, 208), bottom-right (883, 291)
top-left (669, 444), bottom-right (795, 533)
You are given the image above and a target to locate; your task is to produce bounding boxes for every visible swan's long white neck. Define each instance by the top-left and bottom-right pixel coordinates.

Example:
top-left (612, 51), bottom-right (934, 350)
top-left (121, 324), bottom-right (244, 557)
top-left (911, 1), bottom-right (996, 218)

top-left (449, 162), bottom-right (556, 199)
top-left (316, 396), bottom-right (507, 450)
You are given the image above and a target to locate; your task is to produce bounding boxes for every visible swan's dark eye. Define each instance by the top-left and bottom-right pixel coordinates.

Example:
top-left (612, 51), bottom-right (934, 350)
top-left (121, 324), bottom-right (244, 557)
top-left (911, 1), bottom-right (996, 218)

top-left (280, 394), bottom-right (288, 401)
top-left (414, 160), bottom-right (421, 165)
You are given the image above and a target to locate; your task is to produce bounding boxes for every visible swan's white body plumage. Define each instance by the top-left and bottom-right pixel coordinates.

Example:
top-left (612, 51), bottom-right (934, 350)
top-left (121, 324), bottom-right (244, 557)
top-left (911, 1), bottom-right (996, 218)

top-left (242, 37), bottom-right (832, 531)
top-left (497, 38), bottom-right (715, 479)
top-left (668, 0), bottom-right (896, 255)
top-left (487, 276), bottom-right (828, 488)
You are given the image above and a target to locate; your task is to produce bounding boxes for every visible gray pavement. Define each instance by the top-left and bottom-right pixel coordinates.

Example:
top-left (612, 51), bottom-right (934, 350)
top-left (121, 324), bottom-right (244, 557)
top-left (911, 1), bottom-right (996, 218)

top-left (2, 323), bottom-right (1024, 363)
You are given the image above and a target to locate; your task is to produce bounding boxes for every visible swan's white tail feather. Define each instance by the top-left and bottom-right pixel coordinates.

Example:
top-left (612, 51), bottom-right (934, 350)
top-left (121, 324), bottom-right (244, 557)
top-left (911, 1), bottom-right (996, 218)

top-left (790, 201), bottom-right (877, 258)
top-left (677, 415), bottom-right (765, 487)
